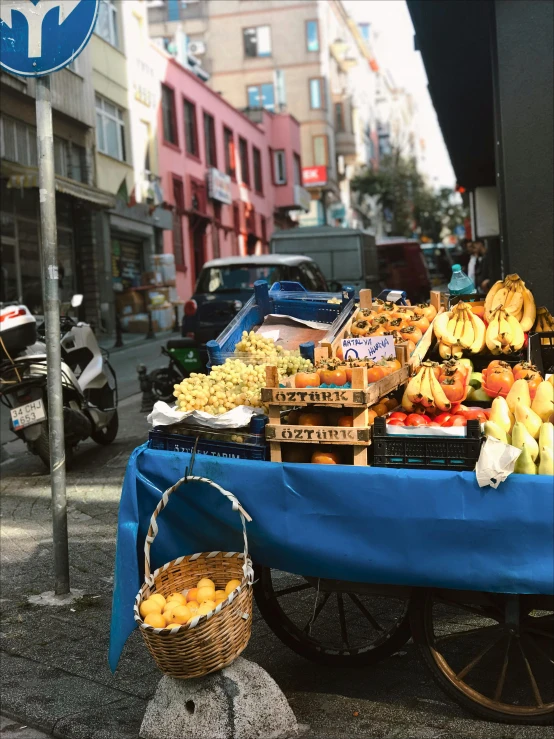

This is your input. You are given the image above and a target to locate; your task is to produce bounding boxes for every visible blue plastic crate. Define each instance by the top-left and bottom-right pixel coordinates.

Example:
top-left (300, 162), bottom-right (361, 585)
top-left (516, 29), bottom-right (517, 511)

top-left (207, 280), bottom-right (355, 366)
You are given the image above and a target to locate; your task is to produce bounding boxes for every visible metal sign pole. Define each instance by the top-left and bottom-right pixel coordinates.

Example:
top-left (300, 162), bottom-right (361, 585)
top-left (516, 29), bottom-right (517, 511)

top-left (36, 76), bottom-right (70, 596)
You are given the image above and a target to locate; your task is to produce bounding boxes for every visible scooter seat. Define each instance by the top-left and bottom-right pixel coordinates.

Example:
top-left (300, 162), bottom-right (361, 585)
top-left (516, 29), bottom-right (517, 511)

top-left (167, 338), bottom-right (197, 350)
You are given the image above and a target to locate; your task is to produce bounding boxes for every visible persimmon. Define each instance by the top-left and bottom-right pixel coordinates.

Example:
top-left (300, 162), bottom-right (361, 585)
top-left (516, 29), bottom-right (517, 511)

top-left (513, 362), bottom-right (541, 381)
top-left (287, 409), bottom-right (302, 425)
top-left (295, 371), bottom-right (321, 388)
top-left (320, 368), bottom-right (348, 386)
top-left (482, 367), bottom-right (514, 398)
top-left (387, 317), bottom-right (409, 331)
top-left (439, 376), bottom-right (466, 402)
top-left (384, 357), bottom-right (402, 372)
top-left (366, 409), bottom-right (378, 425)
top-left (351, 320), bottom-right (370, 336)
top-left (470, 304), bottom-right (485, 318)
top-left (366, 366), bottom-right (385, 383)
top-left (335, 344), bottom-right (344, 360)
top-left (399, 325), bottom-right (422, 344)
top-left (366, 325), bottom-right (386, 337)
top-left (410, 315), bottom-right (430, 333)
top-left (415, 303), bottom-right (437, 322)
top-left (372, 402), bottom-right (389, 417)
top-left (385, 396), bottom-right (398, 410)
top-left (298, 412), bottom-right (327, 426)
top-left (337, 415), bottom-right (353, 427)
top-left (311, 449), bottom-right (340, 464)
top-left (356, 308), bottom-right (376, 321)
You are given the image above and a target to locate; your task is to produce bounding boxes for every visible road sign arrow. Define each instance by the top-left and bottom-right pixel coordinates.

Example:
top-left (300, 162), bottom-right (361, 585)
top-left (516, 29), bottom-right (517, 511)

top-left (0, 0), bottom-right (82, 58)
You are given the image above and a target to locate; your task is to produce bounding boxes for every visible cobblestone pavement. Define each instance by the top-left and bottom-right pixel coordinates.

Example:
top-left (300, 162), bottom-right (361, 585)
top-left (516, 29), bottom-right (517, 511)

top-left (0, 396), bottom-right (548, 738)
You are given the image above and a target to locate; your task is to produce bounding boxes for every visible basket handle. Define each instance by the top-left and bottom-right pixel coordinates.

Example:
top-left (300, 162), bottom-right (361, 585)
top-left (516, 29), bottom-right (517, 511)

top-left (143, 475), bottom-right (253, 585)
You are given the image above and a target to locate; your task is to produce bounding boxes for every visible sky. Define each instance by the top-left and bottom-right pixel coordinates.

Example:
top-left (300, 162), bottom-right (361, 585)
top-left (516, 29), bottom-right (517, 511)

top-left (344, 0), bottom-right (456, 189)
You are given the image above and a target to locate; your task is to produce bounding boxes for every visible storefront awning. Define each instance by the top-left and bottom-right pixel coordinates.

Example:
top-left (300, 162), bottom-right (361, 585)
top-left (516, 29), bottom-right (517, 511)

top-left (2, 162), bottom-right (116, 209)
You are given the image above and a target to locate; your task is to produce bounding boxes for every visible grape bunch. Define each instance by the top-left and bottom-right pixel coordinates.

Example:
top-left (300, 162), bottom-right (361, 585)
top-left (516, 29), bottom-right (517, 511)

top-left (234, 331), bottom-right (313, 376)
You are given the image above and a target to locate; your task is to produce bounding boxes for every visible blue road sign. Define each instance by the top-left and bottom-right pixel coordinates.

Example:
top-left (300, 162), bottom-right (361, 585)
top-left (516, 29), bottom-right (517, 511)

top-left (0, 0), bottom-right (99, 77)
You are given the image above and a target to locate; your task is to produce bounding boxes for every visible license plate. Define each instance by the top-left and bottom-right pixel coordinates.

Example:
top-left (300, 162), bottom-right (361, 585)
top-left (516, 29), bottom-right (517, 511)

top-left (10, 399), bottom-right (46, 430)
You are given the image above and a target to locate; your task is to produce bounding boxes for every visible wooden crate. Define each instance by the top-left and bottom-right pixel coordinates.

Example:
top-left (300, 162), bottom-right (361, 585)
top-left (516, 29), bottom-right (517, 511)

top-left (264, 366), bottom-right (373, 465)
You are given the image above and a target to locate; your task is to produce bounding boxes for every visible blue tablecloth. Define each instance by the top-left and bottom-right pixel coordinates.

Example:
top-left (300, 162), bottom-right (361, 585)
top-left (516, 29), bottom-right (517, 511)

top-left (109, 444), bottom-right (554, 671)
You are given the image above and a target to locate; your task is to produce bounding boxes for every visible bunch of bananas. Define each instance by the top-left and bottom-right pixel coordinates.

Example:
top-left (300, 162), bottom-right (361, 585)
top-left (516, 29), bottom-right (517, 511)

top-left (402, 361), bottom-right (452, 413)
top-left (485, 305), bottom-right (525, 354)
top-left (433, 301), bottom-right (486, 359)
top-left (534, 306), bottom-right (554, 339)
top-left (484, 274), bottom-right (536, 331)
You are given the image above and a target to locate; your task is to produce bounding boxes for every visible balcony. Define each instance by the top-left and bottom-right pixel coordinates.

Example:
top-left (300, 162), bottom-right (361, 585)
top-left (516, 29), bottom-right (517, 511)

top-left (335, 130), bottom-right (357, 158)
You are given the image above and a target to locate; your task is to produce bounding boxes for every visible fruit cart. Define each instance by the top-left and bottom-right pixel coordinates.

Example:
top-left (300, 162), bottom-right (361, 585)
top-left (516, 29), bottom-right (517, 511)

top-left (109, 448), bottom-right (553, 725)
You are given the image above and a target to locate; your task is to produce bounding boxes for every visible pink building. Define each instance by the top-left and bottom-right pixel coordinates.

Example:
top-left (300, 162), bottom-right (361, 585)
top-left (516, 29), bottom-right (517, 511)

top-left (155, 51), bottom-right (310, 299)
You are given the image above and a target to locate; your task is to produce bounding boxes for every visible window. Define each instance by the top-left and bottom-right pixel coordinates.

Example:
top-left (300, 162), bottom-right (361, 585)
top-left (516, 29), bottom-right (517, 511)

top-left (96, 95), bottom-right (126, 161)
top-left (95, 0), bottom-right (119, 48)
top-left (306, 20), bottom-right (319, 52)
top-left (260, 216), bottom-right (267, 245)
top-left (243, 26), bottom-right (271, 57)
top-left (224, 127), bottom-right (236, 178)
top-left (183, 98), bottom-right (199, 157)
top-left (203, 112), bottom-right (217, 167)
top-left (0, 115), bottom-right (37, 167)
top-left (167, 0), bottom-right (181, 22)
top-left (161, 85), bottom-right (178, 145)
top-left (238, 137), bottom-right (250, 186)
top-left (335, 102), bottom-right (344, 132)
top-left (253, 147), bottom-right (263, 194)
top-left (313, 135), bottom-right (328, 166)
top-left (293, 153), bottom-right (301, 186)
top-left (273, 150), bottom-right (286, 185)
top-left (309, 78), bottom-right (325, 110)
top-left (172, 176), bottom-right (185, 268)
top-left (246, 83), bottom-right (275, 111)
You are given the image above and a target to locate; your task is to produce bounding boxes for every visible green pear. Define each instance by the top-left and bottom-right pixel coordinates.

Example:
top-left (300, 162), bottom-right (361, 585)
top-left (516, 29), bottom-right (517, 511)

top-left (514, 445), bottom-right (537, 474)
top-left (514, 400), bottom-right (542, 439)
top-left (484, 421), bottom-right (508, 444)
top-left (531, 381), bottom-right (554, 422)
top-left (489, 396), bottom-right (514, 433)
top-left (506, 379), bottom-right (531, 413)
top-left (471, 387), bottom-right (494, 402)
top-left (469, 372), bottom-right (483, 389)
top-left (539, 422), bottom-right (554, 454)
top-left (511, 421), bottom-right (539, 461)
top-left (538, 446), bottom-right (554, 475)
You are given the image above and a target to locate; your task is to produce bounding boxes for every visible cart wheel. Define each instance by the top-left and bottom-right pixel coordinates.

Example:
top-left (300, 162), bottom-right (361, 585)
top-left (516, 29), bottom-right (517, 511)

top-left (254, 565), bottom-right (411, 666)
top-left (409, 589), bottom-right (554, 725)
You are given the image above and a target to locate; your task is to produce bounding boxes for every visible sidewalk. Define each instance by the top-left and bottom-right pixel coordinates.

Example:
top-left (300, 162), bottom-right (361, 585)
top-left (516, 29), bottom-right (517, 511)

top-left (97, 329), bottom-right (178, 354)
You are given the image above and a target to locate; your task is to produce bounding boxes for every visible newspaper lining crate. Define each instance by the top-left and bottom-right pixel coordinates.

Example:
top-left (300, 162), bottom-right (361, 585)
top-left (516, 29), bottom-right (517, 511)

top-left (264, 365), bottom-right (373, 466)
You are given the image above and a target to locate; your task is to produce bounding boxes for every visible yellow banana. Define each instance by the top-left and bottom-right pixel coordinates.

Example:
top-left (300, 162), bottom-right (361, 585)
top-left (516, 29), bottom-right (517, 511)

top-left (452, 344), bottom-right (464, 359)
top-left (491, 287), bottom-right (508, 311)
top-left (454, 311), bottom-right (465, 341)
top-left (406, 366), bottom-right (425, 404)
top-left (467, 309), bottom-right (486, 353)
top-left (427, 365), bottom-right (452, 411)
top-left (433, 311), bottom-right (451, 342)
top-left (446, 313), bottom-right (458, 340)
top-left (520, 287), bottom-right (536, 332)
top-left (498, 309), bottom-right (513, 346)
top-left (504, 286), bottom-right (524, 316)
top-left (484, 280), bottom-right (504, 321)
top-left (485, 308), bottom-right (502, 354)
top-left (506, 314), bottom-right (525, 351)
top-left (402, 386), bottom-right (417, 412)
top-left (459, 308), bottom-right (475, 349)
top-left (439, 341), bottom-right (452, 360)
top-left (419, 366), bottom-right (434, 408)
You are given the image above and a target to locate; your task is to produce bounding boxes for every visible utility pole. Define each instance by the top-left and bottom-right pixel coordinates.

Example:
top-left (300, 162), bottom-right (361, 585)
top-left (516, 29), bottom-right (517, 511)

top-left (36, 77), bottom-right (70, 595)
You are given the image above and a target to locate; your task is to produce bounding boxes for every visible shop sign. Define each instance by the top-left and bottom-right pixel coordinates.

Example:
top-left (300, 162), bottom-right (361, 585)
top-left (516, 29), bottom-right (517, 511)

top-left (207, 168), bottom-right (232, 205)
top-left (293, 184), bottom-right (311, 211)
top-left (302, 166), bottom-right (327, 188)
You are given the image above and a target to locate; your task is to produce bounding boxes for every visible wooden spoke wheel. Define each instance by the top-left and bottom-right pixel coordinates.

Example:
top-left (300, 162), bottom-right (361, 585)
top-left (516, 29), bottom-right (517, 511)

top-left (254, 565), bottom-right (411, 666)
top-left (410, 589), bottom-right (554, 725)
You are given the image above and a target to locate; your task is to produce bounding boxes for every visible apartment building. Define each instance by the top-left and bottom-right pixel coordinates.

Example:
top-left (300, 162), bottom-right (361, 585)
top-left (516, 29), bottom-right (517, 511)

top-left (147, 0), bottom-right (379, 228)
top-left (153, 45), bottom-right (306, 299)
top-left (91, 0), bottom-right (172, 336)
top-left (0, 50), bottom-right (115, 323)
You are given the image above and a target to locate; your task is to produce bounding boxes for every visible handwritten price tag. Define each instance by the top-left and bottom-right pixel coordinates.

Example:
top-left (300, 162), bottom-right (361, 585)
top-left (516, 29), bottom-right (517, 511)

top-left (341, 335), bottom-right (395, 361)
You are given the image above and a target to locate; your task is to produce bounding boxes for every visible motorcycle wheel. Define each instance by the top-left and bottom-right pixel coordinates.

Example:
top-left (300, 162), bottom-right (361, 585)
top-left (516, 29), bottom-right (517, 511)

top-left (150, 368), bottom-right (180, 403)
top-left (91, 410), bottom-right (119, 445)
top-left (34, 424), bottom-right (74, 470)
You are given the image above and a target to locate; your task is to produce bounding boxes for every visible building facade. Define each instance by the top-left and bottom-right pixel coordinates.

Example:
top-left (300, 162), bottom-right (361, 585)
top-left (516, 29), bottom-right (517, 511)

top-left (0, 51), bottom-right (115, 324)
top-left (147, 0), bottom-right (379, 229)
top-left (154, 45), bottom-right (306, 299)
top-left (91, 0), bottom-right (172, 336)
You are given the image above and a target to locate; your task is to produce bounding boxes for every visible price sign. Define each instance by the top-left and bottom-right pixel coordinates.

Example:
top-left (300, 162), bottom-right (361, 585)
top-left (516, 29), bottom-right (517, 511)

top-left (341, 335), bottom-right (396, 361)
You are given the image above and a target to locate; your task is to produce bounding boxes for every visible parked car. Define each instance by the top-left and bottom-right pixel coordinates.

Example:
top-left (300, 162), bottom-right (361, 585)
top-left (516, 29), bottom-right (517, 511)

top-left (181, 255), bottom-right (329, 359)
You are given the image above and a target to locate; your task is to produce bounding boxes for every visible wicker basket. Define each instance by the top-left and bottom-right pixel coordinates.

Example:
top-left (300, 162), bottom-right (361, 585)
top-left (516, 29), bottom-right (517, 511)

top-left (134, 474), bottom-right (254, 679)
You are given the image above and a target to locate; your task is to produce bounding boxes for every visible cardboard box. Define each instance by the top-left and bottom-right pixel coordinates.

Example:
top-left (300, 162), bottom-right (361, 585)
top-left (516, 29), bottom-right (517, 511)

top-left (127, 317), bottom-right (159, 334)
top-left (116, 291), bottom-right (144, 316)
top-left (142, 271), bottom-right (164, 286)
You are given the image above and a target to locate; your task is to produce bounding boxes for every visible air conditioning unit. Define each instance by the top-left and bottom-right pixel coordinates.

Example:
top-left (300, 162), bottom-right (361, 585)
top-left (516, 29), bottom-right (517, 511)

top-left (188, 40), bottom-right (206, 55)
